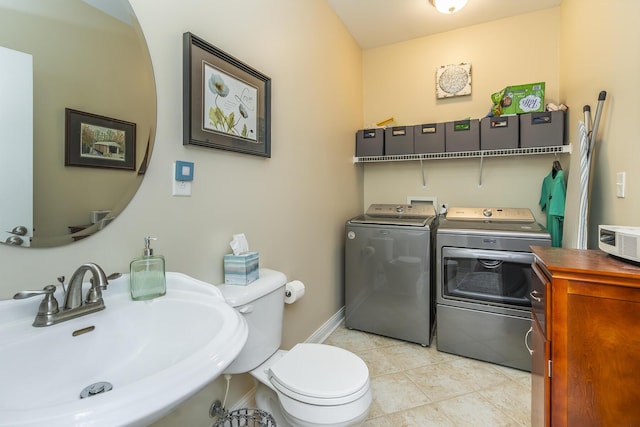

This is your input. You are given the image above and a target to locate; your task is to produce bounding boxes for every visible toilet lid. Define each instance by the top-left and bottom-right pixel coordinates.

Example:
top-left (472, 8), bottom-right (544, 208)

top-left (268, 343), bottom-right (370, 405)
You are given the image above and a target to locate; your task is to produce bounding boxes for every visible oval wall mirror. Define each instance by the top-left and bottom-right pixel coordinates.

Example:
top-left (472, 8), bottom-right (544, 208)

top-left (0, 0), bottom-right (156, 248)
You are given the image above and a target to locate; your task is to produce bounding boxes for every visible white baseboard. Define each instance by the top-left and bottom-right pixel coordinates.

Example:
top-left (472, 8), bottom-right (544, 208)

top-left (230, 388), bottom-right (256, 411)
top-left (229, 306), bottom-right (345, 411)
top-left (305, 306), bottom-right (345, 344)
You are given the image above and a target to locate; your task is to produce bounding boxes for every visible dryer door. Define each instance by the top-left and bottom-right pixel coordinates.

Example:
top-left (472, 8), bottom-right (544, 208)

top-left (441, 247), bottom-right (534, 307)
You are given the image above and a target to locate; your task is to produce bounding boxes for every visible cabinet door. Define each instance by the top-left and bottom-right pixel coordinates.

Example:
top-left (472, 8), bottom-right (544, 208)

top-left (566, 284), bottom-right (640, 426)
top-left (531, 312), bottom-right (550, 427)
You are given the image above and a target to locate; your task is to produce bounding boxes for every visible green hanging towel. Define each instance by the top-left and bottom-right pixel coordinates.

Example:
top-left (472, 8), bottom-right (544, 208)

top-left (539, 169), bottom-right (566, 247)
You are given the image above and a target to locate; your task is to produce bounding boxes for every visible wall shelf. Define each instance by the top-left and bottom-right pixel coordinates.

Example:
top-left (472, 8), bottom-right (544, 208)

top-left (353, 144), bottom-right (572, 164)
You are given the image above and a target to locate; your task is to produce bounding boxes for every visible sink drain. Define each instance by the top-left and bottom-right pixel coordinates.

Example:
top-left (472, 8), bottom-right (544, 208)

top-left (80, 382), bottom-right (113, 399)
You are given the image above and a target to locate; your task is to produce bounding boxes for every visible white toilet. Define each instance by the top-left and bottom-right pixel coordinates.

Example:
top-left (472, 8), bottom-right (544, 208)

top-left (217, 269), bottom-right (372, 427)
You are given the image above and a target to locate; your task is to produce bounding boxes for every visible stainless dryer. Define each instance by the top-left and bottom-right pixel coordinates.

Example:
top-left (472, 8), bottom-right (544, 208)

top-left (436, 207), bottom-right (551, 371)
top-left (345, 204), bottom-right (437, 346)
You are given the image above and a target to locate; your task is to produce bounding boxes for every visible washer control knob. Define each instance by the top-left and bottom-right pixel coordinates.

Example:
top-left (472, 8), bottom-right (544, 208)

top-left (483, 208), bottom-right (492, 217)
top-left (395, 205), bottom-right (404, 213)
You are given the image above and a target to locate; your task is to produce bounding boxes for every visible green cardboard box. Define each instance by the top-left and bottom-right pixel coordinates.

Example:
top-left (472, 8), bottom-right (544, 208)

top-left (491, 82), bottom-right (545, 116)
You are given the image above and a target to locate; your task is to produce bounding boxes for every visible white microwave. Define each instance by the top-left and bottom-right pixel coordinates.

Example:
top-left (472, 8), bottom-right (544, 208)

top-left (598, 225), bottom-right (640, 263)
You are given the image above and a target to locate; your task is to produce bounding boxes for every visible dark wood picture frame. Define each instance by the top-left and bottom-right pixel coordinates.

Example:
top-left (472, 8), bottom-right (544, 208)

top-left (65, 108), bottom-right (136, 170)
top-left (183, 32), bottom-right (271, 157)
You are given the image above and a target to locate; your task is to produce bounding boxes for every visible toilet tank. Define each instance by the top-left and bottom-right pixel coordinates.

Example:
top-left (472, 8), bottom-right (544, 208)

top-left (218, 269), bottom-right (287, 374)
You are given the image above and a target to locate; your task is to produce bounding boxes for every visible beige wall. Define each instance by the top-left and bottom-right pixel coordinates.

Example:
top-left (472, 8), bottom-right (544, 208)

top-left (0, 0), bottom-right (363, 424)
top-left (362, 2), bottom-right (640, 246)
top-left (361, 8), bottom-right (562, 223)
top-left (560, 0), bottom-right (640, 248)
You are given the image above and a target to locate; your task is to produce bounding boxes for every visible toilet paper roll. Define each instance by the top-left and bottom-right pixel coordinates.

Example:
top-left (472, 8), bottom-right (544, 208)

top-left (284, 280), bottom-right (305, 304)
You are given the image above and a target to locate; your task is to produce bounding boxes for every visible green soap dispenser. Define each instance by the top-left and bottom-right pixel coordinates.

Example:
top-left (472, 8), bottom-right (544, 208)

top-left (130, 236), bottom-right (166, 300)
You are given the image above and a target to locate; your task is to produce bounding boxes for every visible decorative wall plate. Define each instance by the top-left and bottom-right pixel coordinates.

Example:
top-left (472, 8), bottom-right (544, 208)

top-left (436, 62), bottom-right (471, 99)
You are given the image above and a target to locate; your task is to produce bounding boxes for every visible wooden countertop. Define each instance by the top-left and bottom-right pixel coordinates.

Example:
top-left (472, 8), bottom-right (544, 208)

top-left (531, 246), bottom-right (640, 286)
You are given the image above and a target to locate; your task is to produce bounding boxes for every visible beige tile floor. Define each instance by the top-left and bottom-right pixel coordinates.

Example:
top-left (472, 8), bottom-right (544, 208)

top-left (324, 324), bottom-right (532, 427)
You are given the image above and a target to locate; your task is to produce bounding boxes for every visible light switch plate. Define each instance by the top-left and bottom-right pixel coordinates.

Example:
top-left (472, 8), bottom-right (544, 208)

top-left (616, 171), bottom-right (626, 198)
top-left (172, 163), bottom-right (192, 196)
top-left (172, 180), bottom-right (191, 196)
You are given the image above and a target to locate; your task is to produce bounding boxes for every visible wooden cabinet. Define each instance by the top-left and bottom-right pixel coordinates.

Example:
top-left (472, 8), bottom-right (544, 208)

top-left (530, 246), bottom-right (640, 426)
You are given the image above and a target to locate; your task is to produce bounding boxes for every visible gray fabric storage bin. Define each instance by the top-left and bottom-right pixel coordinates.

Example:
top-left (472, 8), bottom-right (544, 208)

top-left (384, 126), bottom-right (414, 155)
top-left (445, 119), bottom-right (480, 152)
top-left (355, 128), bottom-right (384, 156)
top-left (520, 111), bottom-right (565, 147)
top-left (480, 116), bottom-right (519, 150)
top-left (414, 123), bottom-right (445, 153)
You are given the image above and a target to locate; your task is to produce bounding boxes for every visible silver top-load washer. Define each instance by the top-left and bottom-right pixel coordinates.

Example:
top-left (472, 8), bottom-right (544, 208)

top-left (345, 204), bottom-right (437, 346)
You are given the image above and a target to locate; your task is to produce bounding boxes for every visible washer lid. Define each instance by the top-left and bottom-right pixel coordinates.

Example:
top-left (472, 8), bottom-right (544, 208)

top-left (269, 343), bottom-right (369, 404)
top-left (365, 203), bottom-right (435, 218)
top-left (349, 204), bottom-right (436, 227)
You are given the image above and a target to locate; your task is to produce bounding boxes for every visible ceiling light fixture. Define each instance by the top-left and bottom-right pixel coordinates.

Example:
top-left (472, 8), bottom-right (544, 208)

top-left (429, 0), bottom-right (468, 14)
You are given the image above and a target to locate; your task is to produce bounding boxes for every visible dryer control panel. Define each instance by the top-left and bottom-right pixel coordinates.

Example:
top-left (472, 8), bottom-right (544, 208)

top-left (446, 207), bottom-right (535, 223)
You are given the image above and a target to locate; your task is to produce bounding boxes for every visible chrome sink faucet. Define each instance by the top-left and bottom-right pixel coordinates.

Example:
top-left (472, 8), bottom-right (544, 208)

top-left (14, 263), bottom-right (110, 327)
top-left (64, 263), bottom-right (109, 309)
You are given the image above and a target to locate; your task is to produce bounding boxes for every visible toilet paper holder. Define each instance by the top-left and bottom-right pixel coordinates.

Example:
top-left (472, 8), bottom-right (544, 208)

top-left (284, 280), bottom-right (305, 304)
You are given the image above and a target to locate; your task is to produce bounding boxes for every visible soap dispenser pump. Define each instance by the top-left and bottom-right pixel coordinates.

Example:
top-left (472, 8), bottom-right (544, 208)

top-left (130, 236), bottom-right (166, 300)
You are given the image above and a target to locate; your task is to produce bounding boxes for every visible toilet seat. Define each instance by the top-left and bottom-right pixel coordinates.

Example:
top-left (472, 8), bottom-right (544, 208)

top-left (268, 343), bottom-right (370, 406)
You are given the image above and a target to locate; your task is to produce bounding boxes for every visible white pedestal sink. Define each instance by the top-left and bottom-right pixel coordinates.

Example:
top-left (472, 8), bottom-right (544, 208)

top-left (0, 272), bottom-right (248, 426)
